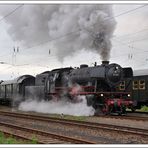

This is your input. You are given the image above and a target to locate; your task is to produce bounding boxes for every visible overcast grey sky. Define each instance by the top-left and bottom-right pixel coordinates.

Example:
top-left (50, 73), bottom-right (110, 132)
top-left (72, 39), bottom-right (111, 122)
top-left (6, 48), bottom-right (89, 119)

top-left (0, 4), bottom-right (148, 80)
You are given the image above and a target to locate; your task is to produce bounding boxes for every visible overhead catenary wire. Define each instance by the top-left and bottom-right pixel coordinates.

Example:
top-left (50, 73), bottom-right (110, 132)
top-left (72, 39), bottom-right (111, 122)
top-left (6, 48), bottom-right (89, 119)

top-left (19, 38), bottom-right (148, 67)
top-left (22, 37), bottom-right (148, 64)
top-left (113, 35), bottom-right (148, 45)
top-left (20, 4), bottom-right (148, 52)
top-left (15, 4), bottom-right (148, 70)
top-left (13, 39), bottom-right (148, 68)
top-left (113, 38), bottom-right (147, 52)
top-left (110, 38), bottom-right (148, 60)
top-left (0, 4), bottom-right (147, 57)
top-left (0, 4), bottom-right (24, 61)
top-left (113, 26), bottom-right (148, 40)
top-left (0, 4), bottom-right (148, 68)
top-left (0, 4), bottom-right (24, 23)
top-left (14, 4), bottom-right (148, 67)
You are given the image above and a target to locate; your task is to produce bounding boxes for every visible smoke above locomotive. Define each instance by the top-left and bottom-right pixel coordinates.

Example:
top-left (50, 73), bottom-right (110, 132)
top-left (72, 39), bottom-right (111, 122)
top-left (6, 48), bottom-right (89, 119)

top-left (0, 4), bottom-right (116, 61)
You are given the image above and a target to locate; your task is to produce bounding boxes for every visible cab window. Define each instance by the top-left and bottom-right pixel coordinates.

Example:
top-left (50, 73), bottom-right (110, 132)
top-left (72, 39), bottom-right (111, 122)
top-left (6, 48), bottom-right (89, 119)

top-left (139, 80), bottom-right (145, 90)
top-left (133, 81), bottom-right (138, 90)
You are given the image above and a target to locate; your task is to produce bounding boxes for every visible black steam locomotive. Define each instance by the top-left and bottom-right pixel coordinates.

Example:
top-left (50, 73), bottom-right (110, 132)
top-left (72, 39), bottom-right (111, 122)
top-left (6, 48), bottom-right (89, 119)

top-left (0, 61), bottom-right (133, 115)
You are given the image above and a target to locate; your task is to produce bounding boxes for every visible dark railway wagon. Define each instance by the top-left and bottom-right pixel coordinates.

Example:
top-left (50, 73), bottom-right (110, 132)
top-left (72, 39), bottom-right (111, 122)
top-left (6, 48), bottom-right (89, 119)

top-left (0, 75), bottom-right (35, 105)
top-left (132, 75), bottom-right (148, 109)
top-left (117, 69), bottom-right (148, 111)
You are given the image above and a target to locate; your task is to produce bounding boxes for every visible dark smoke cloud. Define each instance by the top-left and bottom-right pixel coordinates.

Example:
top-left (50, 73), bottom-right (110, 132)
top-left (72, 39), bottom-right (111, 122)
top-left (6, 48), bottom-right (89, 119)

top-left (0, 4), bottom-right (116, 61)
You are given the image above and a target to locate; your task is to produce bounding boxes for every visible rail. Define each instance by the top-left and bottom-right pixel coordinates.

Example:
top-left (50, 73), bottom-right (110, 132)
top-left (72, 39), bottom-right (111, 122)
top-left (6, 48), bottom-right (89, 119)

top-left (0, 110), bottom-right (147, 138)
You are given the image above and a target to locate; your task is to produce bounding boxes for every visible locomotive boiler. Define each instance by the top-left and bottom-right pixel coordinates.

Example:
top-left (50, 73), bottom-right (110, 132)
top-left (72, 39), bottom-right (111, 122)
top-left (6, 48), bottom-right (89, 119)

top-left (69, 61), bottom-right (124, 87)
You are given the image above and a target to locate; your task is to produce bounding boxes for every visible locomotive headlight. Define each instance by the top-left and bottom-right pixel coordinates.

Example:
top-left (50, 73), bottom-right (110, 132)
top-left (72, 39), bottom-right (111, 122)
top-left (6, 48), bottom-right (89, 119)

top-left (115, 66), bottom-right (119, 70)
top-left (101, 94), bottom-right (104, 97)
top-left (128, 94), bottom-right (130, 97)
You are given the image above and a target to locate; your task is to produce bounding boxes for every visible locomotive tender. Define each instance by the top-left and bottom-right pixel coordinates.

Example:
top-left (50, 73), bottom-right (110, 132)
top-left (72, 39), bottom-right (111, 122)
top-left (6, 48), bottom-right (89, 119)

top-left (0, 61), bottom-right (133, 115)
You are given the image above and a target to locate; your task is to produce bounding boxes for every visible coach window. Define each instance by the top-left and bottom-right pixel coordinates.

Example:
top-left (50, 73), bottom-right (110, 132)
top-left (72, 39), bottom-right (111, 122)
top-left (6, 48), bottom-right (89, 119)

top-left (42, 77), bottom-right (46, 83)
top-left (139, 80), bottom-right (145, 90)
top-left (119, 81), bottom-right (125, 90)
top-left (1, 85), bottom-right (4, 94)
top-left (6, 85), bottom-right (11, 97)
top-left (133, 81), bottom-right (138, 90)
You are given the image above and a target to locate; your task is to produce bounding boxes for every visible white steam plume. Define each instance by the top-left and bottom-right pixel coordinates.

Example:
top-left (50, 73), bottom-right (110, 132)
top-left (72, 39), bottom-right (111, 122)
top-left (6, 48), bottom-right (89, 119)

top-left (19, 97), bottom-right (95, 116)
top-left (1, 4), bottom-right (116, 61)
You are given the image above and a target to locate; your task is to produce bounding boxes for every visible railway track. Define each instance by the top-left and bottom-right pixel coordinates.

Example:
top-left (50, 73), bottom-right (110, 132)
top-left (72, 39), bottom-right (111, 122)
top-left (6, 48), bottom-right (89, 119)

top-left (127, 110), bottom-right (148, 115)
top-left (95, 114), bottom-right (148, 122)
top-left (0, 110), bottom-right (147, 144)
top-left (1, 109), bottom-right (148, 122)
top-left (0, 111), bottom-right (101, 144)
top-left (0, 121), bottom-right (95, 144)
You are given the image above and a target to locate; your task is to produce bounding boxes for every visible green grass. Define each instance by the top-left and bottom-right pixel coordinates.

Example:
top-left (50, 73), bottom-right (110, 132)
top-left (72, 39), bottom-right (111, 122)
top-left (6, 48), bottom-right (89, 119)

top-left (138, 106), bottom-right (148, 112)
top-left (62, 115), bottom-right (86, 121)
top-left (30, 136), bottom-right (38, 144)
top-left (0, 132), bottom-right (38, 144)
top-left (27, 111), bottom-right (87, 122)
top-left (0, 132), bottom-right (20, 144)
top-left (49, 113), bottom-right (87, 121)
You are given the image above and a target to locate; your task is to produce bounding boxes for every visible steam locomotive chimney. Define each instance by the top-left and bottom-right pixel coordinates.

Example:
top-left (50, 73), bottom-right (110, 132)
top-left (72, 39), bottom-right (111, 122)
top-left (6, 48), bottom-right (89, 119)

top-left (102, 61), bottom-right (109, 65)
